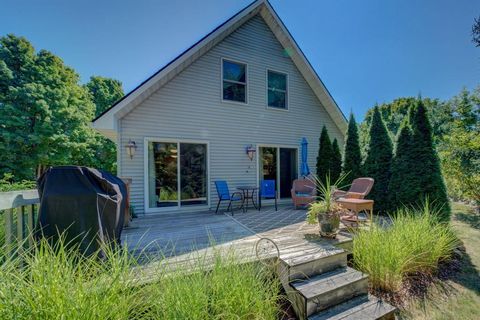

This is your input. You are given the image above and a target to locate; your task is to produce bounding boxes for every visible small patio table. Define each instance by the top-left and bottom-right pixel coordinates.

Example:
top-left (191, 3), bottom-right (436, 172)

top-left (336, 198), bottom-right (374, 228)
top-left (237, 186), bottom-right (259, 212)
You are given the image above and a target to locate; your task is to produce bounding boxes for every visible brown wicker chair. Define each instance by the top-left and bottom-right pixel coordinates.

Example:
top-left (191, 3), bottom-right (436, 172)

top-left (291, 179), bottom-right (316, 209)
top-left (333, 177), bottom-right (374, 200)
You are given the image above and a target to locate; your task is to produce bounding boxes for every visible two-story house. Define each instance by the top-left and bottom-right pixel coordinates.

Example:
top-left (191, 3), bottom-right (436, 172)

top-left (92, 0), bottom-right (347, 215)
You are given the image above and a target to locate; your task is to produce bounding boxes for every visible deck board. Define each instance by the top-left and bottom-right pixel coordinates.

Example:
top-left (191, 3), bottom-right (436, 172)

top-left (122, 205), bottom-right (353, 280)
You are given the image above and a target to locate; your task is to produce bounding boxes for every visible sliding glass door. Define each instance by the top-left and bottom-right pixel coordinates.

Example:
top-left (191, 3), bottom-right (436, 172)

top-left (259, 146), bottom-right (298, 199)
top-left (148, 141), bottom-right (207, 210)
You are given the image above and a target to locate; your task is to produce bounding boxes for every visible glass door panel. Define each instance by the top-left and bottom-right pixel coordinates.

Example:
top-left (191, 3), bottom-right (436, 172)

top-left (148, 142), bottom-right (178, 208)
top-left (279, 148), bottom-right (298, 198)
top-left (180, 143), bottom-right (207, 206)
top-left (259, 147), bottom-right (277, 184)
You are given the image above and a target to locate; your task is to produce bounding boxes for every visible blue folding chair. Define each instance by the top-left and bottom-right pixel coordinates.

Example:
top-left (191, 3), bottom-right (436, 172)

top-left (258, 180), bottom-right (277, 211)
top-left (214, 180), bottom-right (243, 215)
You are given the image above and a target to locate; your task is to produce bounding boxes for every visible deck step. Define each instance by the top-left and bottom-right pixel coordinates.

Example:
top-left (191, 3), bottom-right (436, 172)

top-left (308, 294), bottom-right (396, 320)
top-left (279, 245), bottom-right (348, 282)
top-left (290, 267), bottom-right (369, 318)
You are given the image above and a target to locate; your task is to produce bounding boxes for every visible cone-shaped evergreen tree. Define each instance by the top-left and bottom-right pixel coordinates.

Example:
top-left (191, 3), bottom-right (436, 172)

top-left (331, 138), bottom-right (342, 183)
top-left (409, 99), bottom-right (450, 220)
top-left (388, 119), bottom-right (418, 211)
top-left (363, 106), bottom-right (393, 213)
top-left (316, 126), bottom-right (332, 185)
top-left (342, 114), bottom-right (362, 184)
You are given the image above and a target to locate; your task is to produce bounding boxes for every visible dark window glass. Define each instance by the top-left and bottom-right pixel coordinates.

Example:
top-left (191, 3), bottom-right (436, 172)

top-left (223, 60), bottom-right (246, 82)
top-left (223, 60), bottom-right (246, 103)
top-left (180, 143), bottom-right (207, 206)
top-left (223, 81), bottom-right (246, 102)
top-left (267, 70), bottom-right (287, 109)
top-left (268, 90), bottom-right (286, 109)
top-left (148, 142), bottom-right (178, 208)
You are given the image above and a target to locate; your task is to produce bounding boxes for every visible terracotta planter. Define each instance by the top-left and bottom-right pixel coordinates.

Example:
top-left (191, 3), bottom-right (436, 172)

top-left (317, 212), bottom-right (340, 238)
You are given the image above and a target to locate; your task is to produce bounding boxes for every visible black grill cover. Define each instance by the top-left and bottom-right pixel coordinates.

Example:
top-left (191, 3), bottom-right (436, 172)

top-left (37, 166), bottom-right (126, 255)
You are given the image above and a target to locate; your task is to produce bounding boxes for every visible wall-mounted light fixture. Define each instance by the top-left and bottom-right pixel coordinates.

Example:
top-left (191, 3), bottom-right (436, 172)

top-left (125, 140), bottom-right (137, 159)
top-left (245, 144), bottom-right (256, 161)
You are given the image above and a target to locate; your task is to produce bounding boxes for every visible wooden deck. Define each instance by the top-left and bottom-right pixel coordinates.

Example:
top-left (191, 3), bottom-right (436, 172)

top-left (122, 205), bottom-right (353, 273)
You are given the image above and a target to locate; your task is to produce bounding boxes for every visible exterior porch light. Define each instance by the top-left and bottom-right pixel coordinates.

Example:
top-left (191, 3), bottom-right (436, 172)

top-left (245, 144), bottom-right (256, 161)
top-left (125, 140), bottom-right (137, 159)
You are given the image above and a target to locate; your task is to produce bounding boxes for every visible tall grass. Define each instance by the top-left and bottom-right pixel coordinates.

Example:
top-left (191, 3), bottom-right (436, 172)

top-left (0, 237), bottom-right (281, 319)
top-left (352, 203), bottom-right (459, 292)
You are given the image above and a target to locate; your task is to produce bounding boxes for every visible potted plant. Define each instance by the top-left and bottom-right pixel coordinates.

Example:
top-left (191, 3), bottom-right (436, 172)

top-left (306, 173), bottom-right (347, 238)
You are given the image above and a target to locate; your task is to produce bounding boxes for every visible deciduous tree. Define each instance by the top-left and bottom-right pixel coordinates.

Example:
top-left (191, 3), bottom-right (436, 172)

top-left (0, 34), bottom-right (95, 179)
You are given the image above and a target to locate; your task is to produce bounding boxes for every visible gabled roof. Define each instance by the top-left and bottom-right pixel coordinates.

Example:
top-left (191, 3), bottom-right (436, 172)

top-left (92, 0), bottom-right (347, 141)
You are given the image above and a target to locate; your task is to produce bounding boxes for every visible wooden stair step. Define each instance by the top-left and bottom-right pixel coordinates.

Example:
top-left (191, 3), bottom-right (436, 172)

top-left (290, 267), bottom-right (369, 317)
top-left (308, 294), bottom-right (396, 320)
top-left (280, 247), bottom-right (348, 282)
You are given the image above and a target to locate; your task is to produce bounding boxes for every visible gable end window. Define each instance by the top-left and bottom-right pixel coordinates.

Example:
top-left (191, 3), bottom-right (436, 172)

top-left (222, 59), bottom-right (247, 103)
top-left (267, 70), bottom-right (287, 109)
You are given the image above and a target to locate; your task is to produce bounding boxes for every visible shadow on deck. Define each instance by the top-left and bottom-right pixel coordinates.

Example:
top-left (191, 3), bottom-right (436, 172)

top-left (122, 204), bottom-right (353, 261)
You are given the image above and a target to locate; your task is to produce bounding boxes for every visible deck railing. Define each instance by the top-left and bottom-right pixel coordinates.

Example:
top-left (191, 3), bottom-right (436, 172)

top-left (0, 189), bottom-right (39, 255)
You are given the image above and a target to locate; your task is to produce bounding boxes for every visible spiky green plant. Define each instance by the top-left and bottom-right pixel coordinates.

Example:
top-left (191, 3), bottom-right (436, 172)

top-left (0, 235), bottom-right (282, 319)
top-left (352, 201), bottom-right (459, 292)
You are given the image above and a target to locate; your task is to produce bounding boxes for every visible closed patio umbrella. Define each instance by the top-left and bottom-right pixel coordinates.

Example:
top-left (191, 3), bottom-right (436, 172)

top-left (301, 137), bottom-right (310, 177)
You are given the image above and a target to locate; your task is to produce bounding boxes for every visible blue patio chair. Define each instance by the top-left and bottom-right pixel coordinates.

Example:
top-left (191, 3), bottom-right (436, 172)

top-left (258, 180), bottom-right (277, 211)
top-left (214, 180), bottom-right (243, 215)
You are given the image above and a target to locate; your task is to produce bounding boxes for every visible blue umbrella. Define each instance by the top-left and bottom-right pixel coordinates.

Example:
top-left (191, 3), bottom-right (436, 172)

top-left (301, 137), bottom-right (310, 177)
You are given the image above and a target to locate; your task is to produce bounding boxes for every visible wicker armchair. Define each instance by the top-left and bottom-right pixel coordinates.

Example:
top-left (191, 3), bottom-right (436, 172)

top-left (291, 179), bottom-right (316, 209)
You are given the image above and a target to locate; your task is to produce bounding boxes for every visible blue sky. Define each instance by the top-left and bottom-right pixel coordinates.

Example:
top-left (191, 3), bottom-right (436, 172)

top-left (1, 0), bottom-right (479, 119)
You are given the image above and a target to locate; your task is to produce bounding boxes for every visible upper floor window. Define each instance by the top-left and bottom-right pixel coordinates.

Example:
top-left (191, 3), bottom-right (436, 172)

top-left (267, 70), bottom-right (287, 109)
top-left (222, 59), bottom-right (247, 103)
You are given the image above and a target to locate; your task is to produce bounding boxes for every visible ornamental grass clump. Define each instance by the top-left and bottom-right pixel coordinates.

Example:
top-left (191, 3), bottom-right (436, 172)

top-left (0, 236), bottom-right (281, 320)
top-left (352, 202), bottom-right (459, 293)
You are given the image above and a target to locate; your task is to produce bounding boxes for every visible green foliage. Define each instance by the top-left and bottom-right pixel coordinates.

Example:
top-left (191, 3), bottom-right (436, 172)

top-left (363, 106), bottom-right (393, 213)
top-left (359, 90), bottom-right (479, 206)
top-left (342, 113), bottom-right (362, 184)
top-left (331, 138), bottom-right (342, 183)
top-left (388, 120), bottom-right (417, 211)
top-left (439, 88), bottom-right (480, 205)
top-left (85, 76), bottom-right (124, 174)
top-left (0, 34), bottom-right (96, 179)
top-left (352, 202), bottom-right (459, 292)
top-left (0, 35), bottom-right (123, 179)
top-left (409, 99), bottom-right (450, 220)
top-left (306, 173), bottom-right (348, 224)
top-left (85, 76), bottom-right (123, 117)
top-left (359, 97), bottom-right (447, 157)
top-left (0, 173), bottom-right (36, 192)
top-left (0, 237), bottom-right (281, 319)
top-left (316, 125), bottom-right (333, 185)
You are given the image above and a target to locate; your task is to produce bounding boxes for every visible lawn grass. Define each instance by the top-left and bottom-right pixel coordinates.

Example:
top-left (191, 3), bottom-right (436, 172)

top-left (400, 203), bottom-right (480, 319)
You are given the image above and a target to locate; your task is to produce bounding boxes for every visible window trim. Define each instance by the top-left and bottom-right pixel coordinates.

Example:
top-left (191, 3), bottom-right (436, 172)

top-left (221, 57), bottom-right (248, 105)
top-left (143, 137), bottom-right (210, 214)
top-left (266, 68), bottom-right (289, 111)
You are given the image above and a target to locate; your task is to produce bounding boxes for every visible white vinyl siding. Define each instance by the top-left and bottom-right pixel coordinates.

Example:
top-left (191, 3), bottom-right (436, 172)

top-left (119, 15), bottom-right (344, 214)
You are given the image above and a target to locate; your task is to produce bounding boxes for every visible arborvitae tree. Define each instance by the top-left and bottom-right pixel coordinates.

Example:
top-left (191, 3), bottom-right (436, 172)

top-left (331, 138), bottom-right (342, 183)
top-left (388, 119), bottom-right (418, 211)
top-left (363, 106), bottom-right (393, 213)
top-left (409, 99), bottom-right (450, 221)
top-left (316, 125), bottom-right (332, 185)
top-left (342, 114), bottom-right (363, 184)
